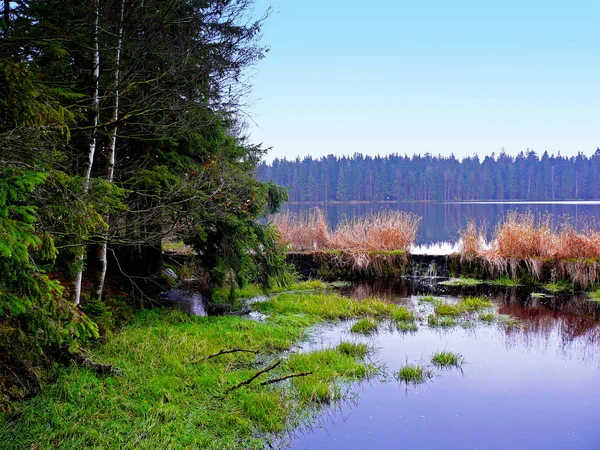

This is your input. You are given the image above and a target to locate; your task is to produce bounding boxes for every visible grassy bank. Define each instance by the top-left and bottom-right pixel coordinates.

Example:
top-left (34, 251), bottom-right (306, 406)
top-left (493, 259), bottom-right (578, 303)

top-left (0, 290), bottom-right (412, 449)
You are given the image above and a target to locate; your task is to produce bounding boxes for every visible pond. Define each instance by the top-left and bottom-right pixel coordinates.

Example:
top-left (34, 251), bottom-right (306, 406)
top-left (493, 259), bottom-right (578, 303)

top-left (282, 201), bottom-right (600, 250)
top-left (284, 281), bottom-right (600, 450)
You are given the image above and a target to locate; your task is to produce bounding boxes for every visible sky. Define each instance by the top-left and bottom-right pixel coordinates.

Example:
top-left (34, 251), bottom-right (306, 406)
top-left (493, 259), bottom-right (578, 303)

top-left (247, 1), bottom-right (600, 163)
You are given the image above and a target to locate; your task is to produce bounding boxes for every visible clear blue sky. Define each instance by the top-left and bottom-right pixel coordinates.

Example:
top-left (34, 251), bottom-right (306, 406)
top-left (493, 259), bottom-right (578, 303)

top-left (249, 1), bottom-right (600, 163)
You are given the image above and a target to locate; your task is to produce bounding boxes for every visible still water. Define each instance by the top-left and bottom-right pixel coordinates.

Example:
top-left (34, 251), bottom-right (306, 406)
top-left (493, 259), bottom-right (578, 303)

top-left (282, 201), bottom-right (600, 247)
top-left (286, 281), bottom-right (600, 450)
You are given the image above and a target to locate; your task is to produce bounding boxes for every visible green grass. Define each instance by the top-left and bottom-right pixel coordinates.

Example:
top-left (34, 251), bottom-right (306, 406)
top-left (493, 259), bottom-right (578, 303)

top-left (396, 364), bottom-right (433, 385)
top-left (212, 280), bottom-right (329, 305)
top-left (396, 321), bottom-right (418, 333)
top-left (434, 297), bottom-right (492, 316)
top-left (460, 296), bottom-right (493, 311)
top-left (431, 351), bottom-right (464, 368)
top-left (434, 302), bottom-right (463, 316)
top-left (418, 295), bottom-right (438, 303)
top-left (255, 292), bottom-right (412, 321)
top-left (350, 318), bottom-right (378, 334)
top-left (427, 314), bottom-right (458, 328)
top-left (531, 292), bottom-right (553, 299)
top-left (488, 276), bottom-right (522, 287)
top-left (336, 342), bottom-right (370, 358)
top-left (0, 297), bottom-right (376, 450)
top-left (543, 281), bottom-right (572, 293)
top-left (479, 312), bottom-right (495, 323)
top-left (439, 277), bottom-right (484, 287)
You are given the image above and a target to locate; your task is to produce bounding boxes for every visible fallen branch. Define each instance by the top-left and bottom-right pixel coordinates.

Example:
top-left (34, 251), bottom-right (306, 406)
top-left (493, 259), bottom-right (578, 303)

top-left (225, 360), bottom-right (281, 393)
top-left (203, 348), bottom-right (259, 361)
top-left (258, 371), bottom-right (313, 386)
top-left (71, 352), bottom-right (124, 377)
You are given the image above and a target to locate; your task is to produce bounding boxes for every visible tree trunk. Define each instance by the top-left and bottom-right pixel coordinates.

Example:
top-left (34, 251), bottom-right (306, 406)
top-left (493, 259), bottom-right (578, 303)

top-left (3, 0), bottom-right (9, 36)
top-left (72, 0), bottom-right (100, 306)
top-left (94, 0), bottom-right (125, 300)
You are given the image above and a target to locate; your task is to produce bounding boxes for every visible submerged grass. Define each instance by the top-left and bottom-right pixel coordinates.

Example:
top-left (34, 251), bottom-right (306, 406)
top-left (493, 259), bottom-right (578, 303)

top-left (439, 277), bottom-right (484, 287)
top-left (351, 318), bottom-right (379, 334)
top-left (488, 276), bottom-right (522, 287)
top-left (431, 351), bottom-right (464, 368)
top-left (543, 281), bottom-right (572, 293)
top-left (396, 364), bottom-right (433, 385)
top-left (1, 291), bottom-right (381, 449)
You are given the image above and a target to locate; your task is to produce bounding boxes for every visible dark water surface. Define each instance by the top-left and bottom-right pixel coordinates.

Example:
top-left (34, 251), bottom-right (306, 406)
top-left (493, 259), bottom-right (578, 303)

top-left (288, 282), bottom-right (600, 450)
top-left (282, 201), bottom-right (600, 247)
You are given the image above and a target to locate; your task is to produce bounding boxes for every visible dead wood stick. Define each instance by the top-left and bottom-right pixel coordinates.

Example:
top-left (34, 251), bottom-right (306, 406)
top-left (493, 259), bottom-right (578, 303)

top-left (225, 360), bottom-right (282, 393)
top-left (258, 371), bottom-right (314, 386)
top-left (203, 348), bottom-right (259, 361)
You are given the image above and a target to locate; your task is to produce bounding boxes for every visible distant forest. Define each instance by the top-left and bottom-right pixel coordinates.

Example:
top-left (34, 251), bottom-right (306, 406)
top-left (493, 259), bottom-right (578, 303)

top-left (256, 150), bottom-right (600, 202)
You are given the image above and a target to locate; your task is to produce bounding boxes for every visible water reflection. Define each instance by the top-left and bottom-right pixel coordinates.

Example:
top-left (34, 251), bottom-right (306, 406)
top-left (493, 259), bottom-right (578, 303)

top-left (160, 289), bottom-right (208, 316)
top-left (288, 280), bottom-right (600, 449)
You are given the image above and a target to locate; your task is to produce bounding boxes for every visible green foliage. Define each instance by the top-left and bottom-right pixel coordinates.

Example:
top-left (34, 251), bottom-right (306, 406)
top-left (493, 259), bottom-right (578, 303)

top-left (0, 169), bottom-right (99, 356)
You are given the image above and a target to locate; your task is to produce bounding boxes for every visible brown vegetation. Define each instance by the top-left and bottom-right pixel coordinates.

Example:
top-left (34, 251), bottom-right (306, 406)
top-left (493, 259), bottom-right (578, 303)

top-left (273, 208), bottom-right (421, 253)
top-left (459, 211), bottom-right (600, 286)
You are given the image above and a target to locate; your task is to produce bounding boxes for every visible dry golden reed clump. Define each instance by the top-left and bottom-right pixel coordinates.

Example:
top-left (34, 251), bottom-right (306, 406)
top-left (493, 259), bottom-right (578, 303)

top-left (459, 211), bottom-right (600, 285)
top-left (272, 208), bottom-right (421, 253)
top-left (272, 208), bottom-right (329, 251)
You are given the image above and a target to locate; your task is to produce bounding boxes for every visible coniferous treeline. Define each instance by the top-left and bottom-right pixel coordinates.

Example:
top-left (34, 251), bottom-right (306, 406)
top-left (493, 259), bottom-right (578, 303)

top-left (256, 150), bottom-right (600, 202)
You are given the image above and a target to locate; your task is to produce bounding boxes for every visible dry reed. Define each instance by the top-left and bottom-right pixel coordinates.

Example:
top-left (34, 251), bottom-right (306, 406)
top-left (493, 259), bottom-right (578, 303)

top-left (459, 211), bottom-right (600, 287)
top-left (273, 208), bottom-right (421, 253)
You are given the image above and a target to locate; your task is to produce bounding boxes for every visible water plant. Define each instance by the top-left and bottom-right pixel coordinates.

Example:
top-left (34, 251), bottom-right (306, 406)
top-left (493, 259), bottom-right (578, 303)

top-left (543, 281), bottom-right (572, 293)
top-left (396, 321), bottom-right (418, 333)
top-left (396, 364), bottom-right (433, 385)
top-left (351, 318), bottom-right (379, 334)
top-left (431, 351), bottom-right (464, 368)
top-left (460, 296), bottom-right (493, 312)
top-left (427, 314), bottom-right (457, 328)
top-left (336, 342), bottom-right (370, 358)
top-left (488, 276), bottom-right (522, 287)
top-left (439, 277), bottom-right (484, 287)
top-left (479, 312), bottom-right (495, 323)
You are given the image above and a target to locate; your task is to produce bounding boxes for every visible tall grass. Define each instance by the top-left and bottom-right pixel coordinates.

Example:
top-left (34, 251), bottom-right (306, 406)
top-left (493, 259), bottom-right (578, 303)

top-left (273, 208), bottom-right (421, 252)
top-left (459, 211), bottom-right (600, 286)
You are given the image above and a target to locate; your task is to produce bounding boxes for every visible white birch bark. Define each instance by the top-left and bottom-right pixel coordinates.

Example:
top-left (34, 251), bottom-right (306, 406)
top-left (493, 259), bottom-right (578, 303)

top-left (73, 0), bottom-right (100, 306)
top-left (94, 0), bottom-right (125, 300)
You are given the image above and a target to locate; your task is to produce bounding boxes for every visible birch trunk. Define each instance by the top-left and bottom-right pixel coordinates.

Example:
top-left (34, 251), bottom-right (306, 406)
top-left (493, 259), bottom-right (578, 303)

top-left (72, 0), bottom-right (100, 306)
top-left (94, 0), bottom-right (125, 300)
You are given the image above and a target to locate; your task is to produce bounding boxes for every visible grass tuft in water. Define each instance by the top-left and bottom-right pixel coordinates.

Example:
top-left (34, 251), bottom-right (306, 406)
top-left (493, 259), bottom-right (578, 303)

top-left (431, 351), bottom-right (464, 368)
top-left (427, 314), bottom-right (457, 328)
top-left (543, 281), bottom-right (572, 293)
top-left (461, 296), bottom-right (493, 311)
top-left (488, 276), bottom-right (522, 287)
top-left (479, 312), bottom-right (495, 323)
top-left (418, 295), bottom-right (438, 303)
top-left (396, 321), bottom-right (418, 333)
top-left (351, 318), bottom-right (378, 334)
top-left (439, 277), bottom-right (484, 287)
top-left (336, 342), bottom-right (370, 358)
top-left (396, 364), bottom-right (433, 385)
